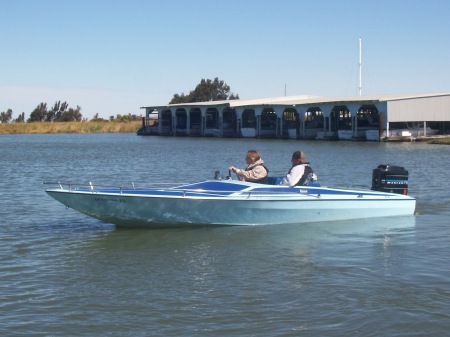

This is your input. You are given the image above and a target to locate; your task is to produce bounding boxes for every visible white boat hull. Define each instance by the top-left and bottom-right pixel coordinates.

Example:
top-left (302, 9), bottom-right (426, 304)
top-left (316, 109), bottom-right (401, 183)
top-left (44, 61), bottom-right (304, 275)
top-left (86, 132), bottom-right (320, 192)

top-left (46, 180), bottom-right (416, 228)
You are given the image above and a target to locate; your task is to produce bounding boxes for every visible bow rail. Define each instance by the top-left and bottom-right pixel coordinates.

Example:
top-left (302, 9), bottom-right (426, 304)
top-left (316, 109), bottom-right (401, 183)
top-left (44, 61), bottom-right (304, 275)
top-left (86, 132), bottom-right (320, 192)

top-left (43, 180), bottom-right (327, 198)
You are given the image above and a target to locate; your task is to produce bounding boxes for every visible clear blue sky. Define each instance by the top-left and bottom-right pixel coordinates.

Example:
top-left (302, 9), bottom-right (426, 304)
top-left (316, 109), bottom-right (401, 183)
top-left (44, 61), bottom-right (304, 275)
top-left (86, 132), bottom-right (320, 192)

top-left (2, 0), bottom-right (450, 119)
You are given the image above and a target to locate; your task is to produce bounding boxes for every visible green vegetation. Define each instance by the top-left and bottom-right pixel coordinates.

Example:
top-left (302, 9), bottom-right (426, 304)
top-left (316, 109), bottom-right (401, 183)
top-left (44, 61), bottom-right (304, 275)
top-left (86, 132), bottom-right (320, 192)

top-left (428, 136), bottom-right (450, 145)
top-left (1, 100), bottom-right (142, 124)
top-left (170, 77), bottom-right (239, 104)
top-left (0, 109), bottom-right (14, 123)
top-left (0, 99), bottom-right (143, 134)
top-left (0, 121), bottom-right (142, 134)
top-left (27, 101), bottom-right (83, 122)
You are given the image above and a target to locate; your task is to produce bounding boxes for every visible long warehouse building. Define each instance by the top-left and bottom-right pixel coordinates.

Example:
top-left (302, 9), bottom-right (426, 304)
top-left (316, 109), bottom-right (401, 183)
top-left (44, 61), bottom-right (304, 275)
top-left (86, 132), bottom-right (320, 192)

top-left (139, 92), bottom-right (450, 141)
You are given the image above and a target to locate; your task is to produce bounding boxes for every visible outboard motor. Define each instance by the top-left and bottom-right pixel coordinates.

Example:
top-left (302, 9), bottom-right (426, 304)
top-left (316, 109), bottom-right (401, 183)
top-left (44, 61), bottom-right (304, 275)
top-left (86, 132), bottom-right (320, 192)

top-left (371, 165), bottom-right (409, 195)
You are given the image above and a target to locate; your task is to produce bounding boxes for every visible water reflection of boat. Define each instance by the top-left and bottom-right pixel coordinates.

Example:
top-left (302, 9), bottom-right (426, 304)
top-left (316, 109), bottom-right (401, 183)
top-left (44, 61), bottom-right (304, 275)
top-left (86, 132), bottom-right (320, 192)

top-left (45, 173), bottom-right (416, 228)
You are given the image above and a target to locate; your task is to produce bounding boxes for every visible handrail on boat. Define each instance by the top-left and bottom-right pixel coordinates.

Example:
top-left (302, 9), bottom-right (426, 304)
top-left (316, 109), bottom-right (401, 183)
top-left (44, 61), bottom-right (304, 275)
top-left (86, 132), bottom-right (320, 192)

top-left (43, 181), bottom-right (391, 200)
top-left (44, 181), bottom-right (182, 191)
top-left (43, 181), bottom-right (330, 199)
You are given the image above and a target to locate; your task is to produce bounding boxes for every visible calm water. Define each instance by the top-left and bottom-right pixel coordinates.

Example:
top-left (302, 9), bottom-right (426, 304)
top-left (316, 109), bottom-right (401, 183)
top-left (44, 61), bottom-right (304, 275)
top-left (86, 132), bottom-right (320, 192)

top-left (0, 133), bottom-right (449, 336)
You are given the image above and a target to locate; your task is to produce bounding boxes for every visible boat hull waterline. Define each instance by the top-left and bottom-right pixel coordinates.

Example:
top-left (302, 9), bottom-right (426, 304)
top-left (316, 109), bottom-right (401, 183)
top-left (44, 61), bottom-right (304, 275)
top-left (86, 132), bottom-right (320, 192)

top-left (45, 180), bottom-right (416, 228)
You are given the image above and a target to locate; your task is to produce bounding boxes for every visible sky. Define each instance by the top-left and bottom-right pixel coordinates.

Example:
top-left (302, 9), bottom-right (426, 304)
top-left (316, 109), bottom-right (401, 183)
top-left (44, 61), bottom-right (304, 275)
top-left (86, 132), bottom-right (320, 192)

top-left (2, 0), bottom-right (450, 120)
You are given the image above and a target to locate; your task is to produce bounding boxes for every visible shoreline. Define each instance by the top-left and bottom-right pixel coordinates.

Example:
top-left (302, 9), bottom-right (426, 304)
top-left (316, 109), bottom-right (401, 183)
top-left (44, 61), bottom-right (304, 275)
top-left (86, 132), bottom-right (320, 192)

top-left (427, 137), bottom-right (450, 145)
top-left (0, 121), bottom-right (142, 134)
top-left (1, 121), bottom-right (449, 144)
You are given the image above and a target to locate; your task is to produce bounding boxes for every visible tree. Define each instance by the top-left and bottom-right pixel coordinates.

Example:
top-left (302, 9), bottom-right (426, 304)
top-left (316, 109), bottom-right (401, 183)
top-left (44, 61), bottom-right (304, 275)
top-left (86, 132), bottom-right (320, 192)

top-left (170, 93), bottom-right (189, 104)
top-left (60, 106), bottom-right (82, 122)
top-left (14, 112), bottom-right (25, 123)
top-left (91, 113), bottom-right (107, 122)
top-left (169, 77), bottom-right (240, 104)
top-left (113, 113), bottom-right (141, 122)
top-left (0, 109), bottom-right (13, 123)
top-left (47, 101), bottom-right (69, 122)
top-left (26, 102), bottom-right (83, 122)
top-left (28, 103), bottom-right (48, 122)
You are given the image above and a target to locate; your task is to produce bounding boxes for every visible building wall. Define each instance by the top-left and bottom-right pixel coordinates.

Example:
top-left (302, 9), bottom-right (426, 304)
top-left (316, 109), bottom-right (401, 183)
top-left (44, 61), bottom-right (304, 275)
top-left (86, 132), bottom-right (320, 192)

top-left (387, 96), bottom-right (450, 122)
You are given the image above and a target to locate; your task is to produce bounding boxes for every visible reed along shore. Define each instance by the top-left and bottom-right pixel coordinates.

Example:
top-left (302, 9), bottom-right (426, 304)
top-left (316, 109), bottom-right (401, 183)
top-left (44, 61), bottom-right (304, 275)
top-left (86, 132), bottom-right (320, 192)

top-left (0, 121), bottom-right (142, 134)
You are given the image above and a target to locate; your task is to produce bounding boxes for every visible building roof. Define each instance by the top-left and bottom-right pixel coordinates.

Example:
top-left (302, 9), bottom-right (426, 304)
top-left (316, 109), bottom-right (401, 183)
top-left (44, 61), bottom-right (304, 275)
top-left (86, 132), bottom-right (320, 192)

top-left (141, 92), bottom-right (450, 111)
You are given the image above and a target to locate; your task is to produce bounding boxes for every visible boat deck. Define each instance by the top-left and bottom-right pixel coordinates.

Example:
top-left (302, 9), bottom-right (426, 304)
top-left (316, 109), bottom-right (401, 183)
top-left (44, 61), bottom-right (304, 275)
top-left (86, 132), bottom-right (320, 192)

top-left (47, 179), bottom-right (408, 199)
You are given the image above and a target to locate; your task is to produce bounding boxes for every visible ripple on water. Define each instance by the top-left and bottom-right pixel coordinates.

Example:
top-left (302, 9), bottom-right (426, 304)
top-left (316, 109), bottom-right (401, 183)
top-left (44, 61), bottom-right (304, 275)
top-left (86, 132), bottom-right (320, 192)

top-left (1, 135), bottom-right (449, 336)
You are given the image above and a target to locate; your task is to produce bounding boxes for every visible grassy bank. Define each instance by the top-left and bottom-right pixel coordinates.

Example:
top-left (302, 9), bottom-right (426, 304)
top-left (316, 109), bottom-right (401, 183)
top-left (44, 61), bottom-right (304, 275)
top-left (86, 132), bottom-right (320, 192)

top-left (0, 121), bottom-right (142, 134)
top-left (428, 136), bottom-right (450, 145)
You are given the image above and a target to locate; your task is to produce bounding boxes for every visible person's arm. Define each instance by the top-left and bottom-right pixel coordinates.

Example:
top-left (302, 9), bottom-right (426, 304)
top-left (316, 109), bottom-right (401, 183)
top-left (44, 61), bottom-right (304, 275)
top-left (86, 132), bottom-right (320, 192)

top-left (229, 165), bottom-right (244, 180)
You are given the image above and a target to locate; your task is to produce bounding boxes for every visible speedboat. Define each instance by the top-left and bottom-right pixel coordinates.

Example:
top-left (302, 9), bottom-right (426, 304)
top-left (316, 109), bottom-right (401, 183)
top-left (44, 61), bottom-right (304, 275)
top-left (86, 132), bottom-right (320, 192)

top-left (45, 165), bottom-right (416, 228)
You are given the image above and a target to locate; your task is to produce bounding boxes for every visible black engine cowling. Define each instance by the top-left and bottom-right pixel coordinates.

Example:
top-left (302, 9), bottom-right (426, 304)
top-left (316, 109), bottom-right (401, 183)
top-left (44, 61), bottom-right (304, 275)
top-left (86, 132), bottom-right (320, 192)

top-left (371, 165), bottom-right (409, 195)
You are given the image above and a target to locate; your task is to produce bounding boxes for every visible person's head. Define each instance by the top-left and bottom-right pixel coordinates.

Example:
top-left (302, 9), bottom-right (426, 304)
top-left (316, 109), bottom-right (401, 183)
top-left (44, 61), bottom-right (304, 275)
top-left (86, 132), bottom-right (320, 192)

top-left (291, 151), bottom-right (308, 165)
top-left (246, 150), bottom-right (261, 164)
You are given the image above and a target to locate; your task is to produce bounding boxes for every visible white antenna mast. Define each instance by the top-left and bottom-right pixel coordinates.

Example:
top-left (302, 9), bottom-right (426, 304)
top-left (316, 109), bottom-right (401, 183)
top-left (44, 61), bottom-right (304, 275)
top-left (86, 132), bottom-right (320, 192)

top-left (358, 37), bottom-right (362, 96)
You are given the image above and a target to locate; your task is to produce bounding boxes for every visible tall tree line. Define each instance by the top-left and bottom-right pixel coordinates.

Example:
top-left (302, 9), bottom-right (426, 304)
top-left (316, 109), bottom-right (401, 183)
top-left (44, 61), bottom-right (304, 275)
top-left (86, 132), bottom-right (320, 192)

top-left (0, 101), bottom-right (83, 123)
top-left (28, 101), bottom-right (83, 122)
